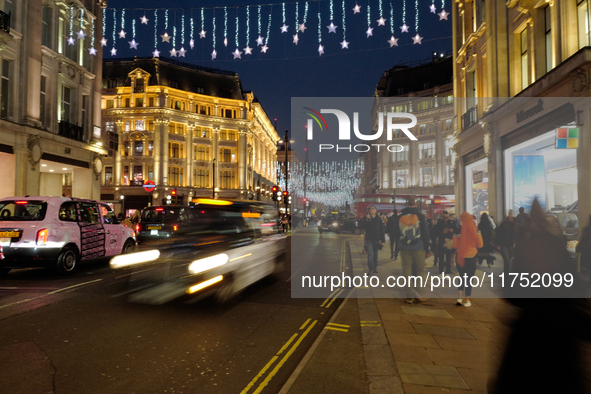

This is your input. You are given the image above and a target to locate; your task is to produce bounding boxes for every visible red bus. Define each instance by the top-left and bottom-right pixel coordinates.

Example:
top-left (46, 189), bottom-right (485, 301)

top-left (353, 194), bottom-right (455, 220)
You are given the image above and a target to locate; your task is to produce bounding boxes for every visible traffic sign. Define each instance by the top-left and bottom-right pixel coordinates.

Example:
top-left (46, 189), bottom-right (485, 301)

top-left (143, 180), bottom-right (156, 192)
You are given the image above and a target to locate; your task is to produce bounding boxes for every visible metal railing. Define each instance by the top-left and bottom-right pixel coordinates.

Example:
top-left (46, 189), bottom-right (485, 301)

top-left (461, 106), bottom-right (478, 132)
top-left (0, 11), bottom-right (10, 34)
top-left (58, 121), bottom-right (84, 142)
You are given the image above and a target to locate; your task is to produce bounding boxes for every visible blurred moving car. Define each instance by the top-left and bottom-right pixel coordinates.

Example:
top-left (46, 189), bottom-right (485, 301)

top-left (110, 199), bottom-right (286, 304)
top-left (0, 197), bottom-right (135, 274)
top-left (546, 200), bottom-right (578, 259)
top-left (317, 212), bottom-right (358, 234)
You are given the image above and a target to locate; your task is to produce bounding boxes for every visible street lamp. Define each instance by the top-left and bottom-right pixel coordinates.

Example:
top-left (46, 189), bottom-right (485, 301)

top-left (278, 130), bottom-right (294, 214)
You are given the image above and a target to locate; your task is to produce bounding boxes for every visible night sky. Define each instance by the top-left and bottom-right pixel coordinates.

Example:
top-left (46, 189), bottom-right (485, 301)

top-left (106, 0), bottom-right (452, 156)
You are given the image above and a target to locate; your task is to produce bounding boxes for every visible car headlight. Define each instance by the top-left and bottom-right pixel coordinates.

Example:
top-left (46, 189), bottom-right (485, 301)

top-left (332, 222), bottom-right (339, 226)
top-left (188, 253), bottom-right (229, 275)
top-left (110, 249), bottom-right (160, 269)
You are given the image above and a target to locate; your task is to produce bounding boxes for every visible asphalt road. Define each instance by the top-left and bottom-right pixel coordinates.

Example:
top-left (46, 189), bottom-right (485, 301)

top-left (0, 227), bottom-right (357, 394)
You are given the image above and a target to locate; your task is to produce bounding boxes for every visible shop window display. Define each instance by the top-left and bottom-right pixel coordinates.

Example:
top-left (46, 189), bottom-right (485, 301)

top-left (465, 159), bottom-right (489, 218)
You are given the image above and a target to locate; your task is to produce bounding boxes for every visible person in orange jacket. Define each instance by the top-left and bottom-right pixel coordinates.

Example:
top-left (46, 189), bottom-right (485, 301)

top-left (452, 212), bottom-right (484, 307)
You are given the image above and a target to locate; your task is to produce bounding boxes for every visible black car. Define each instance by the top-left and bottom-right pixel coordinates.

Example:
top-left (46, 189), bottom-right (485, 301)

top-left (135, 205), bottom-right (191, 244)
top-left (318, 213), bottom-right (359, 234)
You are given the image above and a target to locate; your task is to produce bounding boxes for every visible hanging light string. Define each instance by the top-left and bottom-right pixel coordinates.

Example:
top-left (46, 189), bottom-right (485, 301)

top-left (165, 9), bottom-right (168, 30)
top-left (390, 2), bottom-right (394, 33)
top-left (258, 5), bottom-right (261, 35)
top-left (282, 2), bottom-right (286, 23)
top-left (415, 0), bottom-right (418, 32)
top-left (224, 6), bottom-right (228, 43)
top-left (303, 1), bottom-right (309, 24)
top-left (112, 9), bottom-right (116, 44)
top-left (295, 2), bottom-right (298, 30)
top-left (70, 6), bottom-right (74, 38)
top-left (402, 0), bottom-right (406, 25)
top-left (80, 8), bottom-right (85, 34)
top-left (181, 12), bottom-right (185, 45)
top-left (190, 13), bottom-right (194, 41)
top-left (102, 8), bottom-right (106, 38)
top-left (330, 0), bottom-right (334, 21)
top-left (213, 14), bottom-right (216, 49)
top-left (342, 0), bottom-right (346, 40)
top-left (91, 17), bottom-right (95, 47)
top-left (442, 0), bottom-right (445, 10)
top-left (379, 0), bottom-right (383, 18)
top-left (246, 6), bottom-right (250, 45)
top-left (173, 11), bottom-right (176, 47)
top-left (367, 2), bottom-right (370, 26)
top-left (132, 15), bottom-right (136, 38)
top-left (154, 10), bottom-right (158, 48)
top-left (318, 10), bottom-right (321, 43)
top-left (265, 5), bottom-right (272, 44)
top-left (235, 14), bottom-right (239, 48)
top-left (121, 8), bottom-right (125, 35)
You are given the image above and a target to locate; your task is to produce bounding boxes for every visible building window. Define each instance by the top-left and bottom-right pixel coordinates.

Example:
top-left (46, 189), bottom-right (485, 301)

top-left (134, 140), bottom-right (143, 156)
top-left (0, 59), bottom-right (11, 120)
top-left (4, 0), bottom-right (12, 16)
top-left (419, 142), bottom-right (435, 159)
top-left (123, 166), bottom-right (129, 185)
top-left (221, 171), bottom-right (235, 189)
top-left (419, 124), bottom-right (426, 135)
top-left (200, 127), bottom-right (211, 138)
top-left (61, 19), bottom-right (77, 62)
top-left (545, 5), bottom-right (553, 73)
top-left (392, 169), bottom-right (409, 188)
top-left (175, 101), bottom-right (181, 110)
top-left (40, 75), bottom-right (47, 126)
top-left (578, 0), bottom-right (590, 49)
top-left (81, 95), bottom-right (89, 137)
top-left (135, 97), bottom-right (144, 107)
top-left (124, 141), bottom-right (130, 157)
top-left (445, 139), bottom-right (453, 156)
top-left (428, 123), bottom-right (436, 134)
top-left (228, 130), bottom-right (237, 141)
top-left (220, 148), bottom-right (235, 163)
top-left (168, 123), bottom-right (175, 134)
top-left (521, 29), bottom-right (529, 90)
top-left (394, 145), bottom-right (409, 161)
top-left (148, 97), bottom-right (154, 107)
top-left (42, 6), bottom-right (52, 48)
top-left (220, 130), bottom-right (227, 140)
top-left (420, 167), bottom-right (435, 187)
top-left (176, 123), bottom-right (184, 135)
top-left (125, 121), bottom-right (130, 131)
top-left (148, 140), bottom-right (153, 156)
top-left (195, 145), bottom-right (209, 160)
top-left (133, 165), bottom-right (143, 185)
top-left (194, 169), bottom-right (210, 188)
top-left (134, 78), bottom-right (144, 93)
top-left (125, 98), bottom-right (130, 108)
top-left (105, 166), bottom-right (113, 185)
top-left (197, 87), bottom-right (205, 94)
top-left (444, 118), bottom-right (453, 131)
top-left (135, 120), bottom-right (144, 131)
top-left (446, 165), bottom-right (455, 185)
top-left (169, 142), bottom-right (184, 159)
top-left (168, 167), bottom-right (183, 186)
top-left (60, 85), bottom-right (71, 123)
top-left (148, 165), bottom-right (154, 181)
top-left (106, 99), bottom-right (114, 109)
top-left (225, 109), bottom-right (233, 118)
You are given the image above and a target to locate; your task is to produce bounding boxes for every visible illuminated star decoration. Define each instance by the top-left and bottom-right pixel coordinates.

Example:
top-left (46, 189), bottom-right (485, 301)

top-left (128, 39), bottom-right (138, 49)
top-left (377, 17), bottom-right (386, 26)
top-left (244, 45), bottom-right (253, 55)
top-left (366, 27), bottom-right (373, 37)
top-left (353, 4), bottom-right (361, 14)
top-left (152, 48), bottom-right (160, 57)
top-left (119, 30), bottom-right (126, 39)
top-left (318, 44), bottom-right (324, 56)
top-left (169, 48), bottom-right (177, 57)
top-left (88, 47), bottom-right (97, 55)
top-left (293, 33), bottom-right (299, 45)
top-left (190, 39), bottom-right (194, 49)
top-left (232, 48), bottom-right (242, 59)
top-left (388, 36), bottom-right (399, 47)
top-left (67, 36), bottom-right (75, 45)
top-left (400, 24), bottom-right (409, 33)
top-left (327, 22), bottom-right (337, 33)
top-left (211, 49), bottom-right (217, 60)
top-left (178, 47), bottom-right (186, 57)
top-left (224, 37), bottom-right (228, 47)
top-left (340, 39), bottom-right (349, 49)
top-left (110, 47), bottom-right (117, 56)
top-left (100, 37), bottom-right (108, 46)
top-left (430, 4), bottom-right (436, 13)
top-left (261, 44), bottom-right (269, 53)
top-left (412, 34), bottom-right (423, 44)
top-left (199, 29), bottom-right (206, 38)
top-left (299, 23), bottom-right (307, 32)
top-left (161, 32), bottom-right (170, 43)
top-left (439, 10), bottom-right (449, 20)
top-left (77, 29), bottom-right (86, 39)
top-left (140, 15), bottom-right (149, 24)
top-left (256, 35), bottom-right (264, 46)
top-left (280, 24), bottom-right (289, 33)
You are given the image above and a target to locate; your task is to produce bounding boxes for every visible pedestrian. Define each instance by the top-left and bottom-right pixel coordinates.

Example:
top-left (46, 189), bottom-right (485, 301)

top-left (477, 213), bottom-right (496, 268)
top-left (281, 214), bottom-right (288, 233)
top-left (398, 197), bottom-right (430, 304)
top-left (431, 218), bottom-right (444, 267)
top-left (495, 210), bottom-right (515, 274)
top-left (385, 209), bottom-right (400, 260)
top-left (576, 215), bottom-right (591, 287)
top-left (452, 212), bottom-right (483, 307)
top-left (359, 206), bottom-right (385, 275)
top-left (450, 212), bottom-right (460, 228)
top-left (435, 211), bottom-right (459, 275)
top-left (130, 210), bottom-right (140, 226)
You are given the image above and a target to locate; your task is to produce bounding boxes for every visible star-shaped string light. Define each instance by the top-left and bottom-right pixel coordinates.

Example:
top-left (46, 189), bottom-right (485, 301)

top-left (118, 30), bottom-right (126, 39)
top-left (439, 10), bottom-right (449, 20)
top-left (190, 39), bottom-right (195, 49)
top-left (232, 49), bottom-right (242, 59)
top-left (244, 45), bottom-right (253, 55)
top-left (178, 47), bottom-right (186, 57)
top-left (101, 37), bottom-right (108, 46)
top-left (211, 49), bottom-right (217, 60)
top-left (199, 30), bottom-right (206, 38)
top-left (299, 23), bottom-right (307, 32)
top-left (169, 48), bottom-right (177, 57)
top-left (318, 44), bottom-right (324, 55)
top-left (353, 4), bottom-right (361, 14)
top-left (88, 47), bottom-right (97, 55)
top-left (152, 48), bottom-right (160, 57)
top-left (140, 15), bottom-right (149, 24)
top-left (256, 35), bottom-right (264, 46)
top-left (77, 30), bottom-right (86, 39)
top-left (67, 36), bottom-right (75, 45)
top-left (366, 27), bottom-right (374, 37)
top-left (412, 34), bottom-right (423, 44)
top-left (293, 33), bottom-right (299, 45)
top-left (327, 22), bottom-right (337, 33)
top-left (388, 36), bottom-right (399, 47)
top-left (429, 4), bottom-right (436, 13)
top-left (128, 39), bottom-right (138, 49)
top-left (340, 40), bottom-right (349, 49)
top-left (400, 24), bottom-right (409, 33)
top-left (161, 33), bottom-right (170, 43)
top-left (110, 47), bottom-right (117, 56)
top-left (377, 17), bottom-right (386, 26)
top-left (261, 44), bottom-right (269, 53)
top-left (280, 24), bottom-right (289, 33)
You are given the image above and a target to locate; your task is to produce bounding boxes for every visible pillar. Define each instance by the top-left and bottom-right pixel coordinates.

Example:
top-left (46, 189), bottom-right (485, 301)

top-left (238, 130), bottom-right (247, 191)
top-left (115, 120), bottom-right (124, 186)
top-left (153, 119), bottom-right (161, 185)
top-left (186, 124), bottom-right (193, 187)
top-left (212, 126), bottom-right (220, 190)
top-left (162, 119), bottom-right (169, 186)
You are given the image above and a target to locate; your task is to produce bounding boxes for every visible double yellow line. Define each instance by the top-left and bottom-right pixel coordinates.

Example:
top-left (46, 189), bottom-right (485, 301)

top-left (320, 288), bottom-right (344, 308)
top-left (324, 322), bottom-right (349, 332)
top-left (241, 318), bottom-right (318, 394)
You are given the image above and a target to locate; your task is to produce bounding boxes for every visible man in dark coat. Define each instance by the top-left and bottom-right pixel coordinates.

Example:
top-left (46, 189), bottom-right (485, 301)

top-left (359, 205), bottom-right (385, 275)
top-left (385, 209), bottom-right (400, 260)
top-left (435, 211), bottom-right (459, 275)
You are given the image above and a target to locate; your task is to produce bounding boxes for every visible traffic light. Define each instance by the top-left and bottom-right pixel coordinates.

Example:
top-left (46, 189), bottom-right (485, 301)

top-left (272, 185), bottom-right (278, 201)
top-left (171, 189), bottom-right (177, 204)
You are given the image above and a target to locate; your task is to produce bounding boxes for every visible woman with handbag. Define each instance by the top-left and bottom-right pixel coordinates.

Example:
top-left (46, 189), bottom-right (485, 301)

top-left (477, 213), bottom-right (495, 268)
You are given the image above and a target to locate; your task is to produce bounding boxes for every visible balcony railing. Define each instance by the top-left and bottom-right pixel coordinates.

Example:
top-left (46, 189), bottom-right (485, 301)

top-left (58, 121), bottom-right (84, 142)
top-left (461, 106), bottom-right (478, 132)
top-left (0, 11), bottom-right (10, 34)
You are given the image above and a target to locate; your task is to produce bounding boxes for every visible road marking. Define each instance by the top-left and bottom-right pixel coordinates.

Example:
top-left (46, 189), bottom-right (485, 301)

top-left (319, 288), bottom-right (339, 308)
top-left (325, 288), bottom-right (344, 308)
top-left (47, 279), bottom-right (103, 294)
top-left (324, 326), bottom-right (348, 332)
top-left (326, 323), bottom-right (350, 328)
top-left (0, 296), bottom-right (44, 310)
top-left (114, 267), bottom-right (158, 279)
top-left (360, 321), bottom-right (379, 323)
top-left (277, 333), bottom-right (298, 355)
top-left (361, 324), bottom-right (382, 327)
top-left (0, 287), bottom-right (59, 291)
top-left (253, 320), bottom-right (318, 394)
top-left (299, 318), bottom-right (311, 330)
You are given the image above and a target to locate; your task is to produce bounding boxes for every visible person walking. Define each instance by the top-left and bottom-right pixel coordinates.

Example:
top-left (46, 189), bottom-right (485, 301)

top-left (477, 213), bottom-right (495, 268)
top-left (435, 211), bottom-right (459, 275)
top-left (385, 209), bottom-right (400, 260)
top-left (431, 218), bottom-right (444, 268)
top-left (398, 197), bottom-right (430, 304)
top-left (452, 212), bottom-right (483, 307)
top-left (359, 206), bottom-right (385, 275)
top-left (495, 210), bottom-right (516, 274)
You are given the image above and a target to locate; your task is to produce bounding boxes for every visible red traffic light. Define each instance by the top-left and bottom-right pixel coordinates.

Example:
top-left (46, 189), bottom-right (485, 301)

top-left (272, 186), bottom-right (278, 192)
top-left (303, 198), bottom-right (307, 202)
top-left (171, 190), bottom-right (177, 196)
top-left (282, 191), bottom-right (288, 196)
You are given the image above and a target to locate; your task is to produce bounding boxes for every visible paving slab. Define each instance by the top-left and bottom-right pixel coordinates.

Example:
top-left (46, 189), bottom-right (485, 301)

top-left (401, 306), bottom-right (454, 319)
top-left (397, 362), bottom-right (469, 390)
top-left (412, 323), bottom-right (475, 340)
